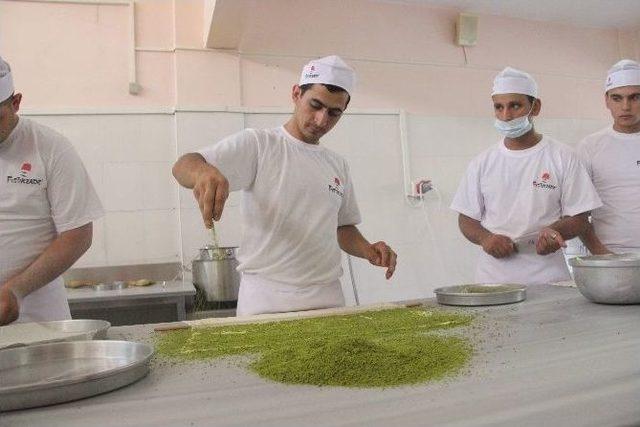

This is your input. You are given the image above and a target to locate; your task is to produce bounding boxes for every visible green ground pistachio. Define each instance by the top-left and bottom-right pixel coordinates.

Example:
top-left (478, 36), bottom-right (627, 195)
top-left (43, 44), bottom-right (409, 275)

top-left (156, 308), bottom-right (474, 388)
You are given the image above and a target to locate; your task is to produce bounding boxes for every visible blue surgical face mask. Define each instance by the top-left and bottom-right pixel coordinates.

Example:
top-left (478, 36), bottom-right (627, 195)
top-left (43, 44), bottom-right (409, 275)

top-left (494, 103), bottom-right (535, 138)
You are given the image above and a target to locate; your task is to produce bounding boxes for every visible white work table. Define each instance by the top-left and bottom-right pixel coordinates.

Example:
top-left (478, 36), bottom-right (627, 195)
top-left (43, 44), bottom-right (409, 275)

top-left (3, 285), bottom-right (639, 427)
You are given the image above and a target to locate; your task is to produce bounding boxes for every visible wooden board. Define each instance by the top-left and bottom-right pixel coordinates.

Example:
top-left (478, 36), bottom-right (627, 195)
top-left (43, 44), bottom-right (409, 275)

top-left (153, 302), bottom-right (412, 332)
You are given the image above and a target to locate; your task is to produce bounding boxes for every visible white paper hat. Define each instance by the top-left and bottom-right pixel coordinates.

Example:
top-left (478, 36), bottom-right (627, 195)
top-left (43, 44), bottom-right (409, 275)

top-left (605, 59), bottom-right (640, 92)
top-left (492, 67), bottom-right (538, 98)
top-left (299, 55), bottom-right (355, 94)
top-left (0, 56), bottom-right (14, 103)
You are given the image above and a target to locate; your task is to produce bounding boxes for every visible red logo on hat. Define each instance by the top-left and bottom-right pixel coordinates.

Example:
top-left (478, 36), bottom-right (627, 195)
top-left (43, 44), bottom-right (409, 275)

top-left (334, 177), bottom-right (341, 186)
top-left (21, 163), bottom-right (32, 172)
top-left (310, 65), bottom-right (315, 71)
top-left (541, 172), bottom-right (550, 182)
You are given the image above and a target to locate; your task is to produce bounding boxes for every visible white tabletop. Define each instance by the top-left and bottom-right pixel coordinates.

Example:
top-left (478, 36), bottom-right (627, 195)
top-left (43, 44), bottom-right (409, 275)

top-left (5, 285), bottom-right (639, 427)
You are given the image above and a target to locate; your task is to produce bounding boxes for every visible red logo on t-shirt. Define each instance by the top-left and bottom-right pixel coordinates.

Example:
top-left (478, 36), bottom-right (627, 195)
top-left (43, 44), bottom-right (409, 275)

top-left (21, 163), bottom-right (31, 172)
top-left (533, 170), bottom-right (557, 190)
top-left (334, 177), bottom-right (341, 186)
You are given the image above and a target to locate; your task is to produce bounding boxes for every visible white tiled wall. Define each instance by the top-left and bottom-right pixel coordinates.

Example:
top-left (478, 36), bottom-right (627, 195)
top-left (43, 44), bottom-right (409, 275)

top-left (26, 112), bottom-right (611, 303)
top-left (29, 114), bottom-right (180, 268)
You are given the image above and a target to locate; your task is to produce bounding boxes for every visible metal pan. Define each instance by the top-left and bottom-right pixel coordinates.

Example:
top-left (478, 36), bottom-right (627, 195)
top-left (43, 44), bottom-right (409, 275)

top-left (434, 284), bottom-right (527, 306)
top-left (0, 319), bottom-right (111, 350)
top-left (93, 281), bottom-right (129, 291)
top-left (0, 340), bottom-right (153, 411)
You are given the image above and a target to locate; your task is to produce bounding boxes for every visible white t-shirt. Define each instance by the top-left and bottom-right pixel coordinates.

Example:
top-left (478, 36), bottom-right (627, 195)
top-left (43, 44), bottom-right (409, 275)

top-left (198, 126), bottom-right (361, 288)
top-left (576, 126), bottom-right (640, 253)
top-left (451, 137), bottom-right (602, 285)
top-left (0, 118), bottom-right (104, 323)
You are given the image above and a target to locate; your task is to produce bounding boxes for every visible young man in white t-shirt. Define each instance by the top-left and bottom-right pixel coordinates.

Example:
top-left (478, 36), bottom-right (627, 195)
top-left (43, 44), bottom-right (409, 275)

top-left (172, 56), bottom-right (397, 316)
top-left (0, 56), bottom-right (104, 325)
top-left (577, 59), bottom-right (640, 255)
top-left (451, 67), bottom-right (602, 285)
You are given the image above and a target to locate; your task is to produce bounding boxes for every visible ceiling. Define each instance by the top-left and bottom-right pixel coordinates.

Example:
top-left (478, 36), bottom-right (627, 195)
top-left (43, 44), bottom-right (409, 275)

top-left (377, 0), bottom-right (640, 29)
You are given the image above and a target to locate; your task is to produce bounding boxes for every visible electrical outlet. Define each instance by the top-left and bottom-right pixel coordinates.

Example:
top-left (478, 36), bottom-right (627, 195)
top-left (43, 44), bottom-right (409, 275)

top-left (410, 178), bottom-right (432, 197)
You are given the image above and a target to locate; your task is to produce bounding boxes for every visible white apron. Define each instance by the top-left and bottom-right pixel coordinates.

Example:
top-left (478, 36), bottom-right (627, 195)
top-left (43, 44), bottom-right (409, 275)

top-left (15, 277), bottom-right (71, 323)
top-left (236, 274), bottom-right (345, 317)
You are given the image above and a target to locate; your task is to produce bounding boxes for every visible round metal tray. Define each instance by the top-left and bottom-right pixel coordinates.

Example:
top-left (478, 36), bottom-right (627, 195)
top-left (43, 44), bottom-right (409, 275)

top-left (434, 284), bottom-right (527, 306)
top-left (93, 281), bottom-right (129, 291)
top-left (0, 340), bottom-right (153, 411)
top-left (0, 319), bottom-right (111, 350)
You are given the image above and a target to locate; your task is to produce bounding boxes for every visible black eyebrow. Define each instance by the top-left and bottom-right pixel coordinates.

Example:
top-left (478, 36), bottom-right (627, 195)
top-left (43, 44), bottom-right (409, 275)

top-left (610, 93), bottom-right (640, 98)
top-left (310, 97), bottom-right (344, 114)
top-left (493, 101), bottom-right (521, 107)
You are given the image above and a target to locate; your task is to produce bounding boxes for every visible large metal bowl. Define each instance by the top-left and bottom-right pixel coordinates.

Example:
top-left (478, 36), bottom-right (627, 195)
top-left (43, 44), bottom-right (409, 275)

top-left (568, 253), bottom-right (640, 304)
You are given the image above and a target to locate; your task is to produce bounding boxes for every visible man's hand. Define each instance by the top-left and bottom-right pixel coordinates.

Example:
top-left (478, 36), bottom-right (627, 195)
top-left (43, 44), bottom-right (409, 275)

top-left (0, 287), bottom-right (20, 326)
top-left (536, 227), bottom-right (566, 255)
top-left (480, 234), bottom-right (516, 259)
top-left (192, 165), bottom-right (229, 228)
top-left (366, 241), bottom-right (397, 279)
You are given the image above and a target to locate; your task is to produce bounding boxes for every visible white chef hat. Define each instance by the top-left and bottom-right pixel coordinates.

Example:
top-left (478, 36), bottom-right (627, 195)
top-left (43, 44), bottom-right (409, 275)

top-left (0, 56), bottom-right (14, 103)
top-left (299, 55), bottom-right (355, 94)
top-left (605, 59), bottom-right (640, 92)
top-left (492, 66), bottom-right (538, 98)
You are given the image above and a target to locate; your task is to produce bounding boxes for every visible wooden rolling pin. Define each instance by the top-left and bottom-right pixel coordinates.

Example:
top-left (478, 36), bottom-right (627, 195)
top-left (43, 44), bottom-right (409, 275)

top-left (153, 301), bottom-right (423, 332)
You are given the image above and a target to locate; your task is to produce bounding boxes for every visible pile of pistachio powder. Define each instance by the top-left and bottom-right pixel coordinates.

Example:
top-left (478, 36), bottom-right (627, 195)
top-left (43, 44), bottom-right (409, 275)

top-left (155, 308), bottom-right (474, 388)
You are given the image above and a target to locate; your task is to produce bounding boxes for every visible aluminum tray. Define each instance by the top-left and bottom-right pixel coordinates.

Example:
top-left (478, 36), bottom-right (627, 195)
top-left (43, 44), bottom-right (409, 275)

top-left (93, 281), bottom-right (129, 291)
top-left (434, 284), bottom-right (527, 306)
top-left (0, 319), bottom-right (111, 350)
top-left (0, 340), bottom-right (153, 411)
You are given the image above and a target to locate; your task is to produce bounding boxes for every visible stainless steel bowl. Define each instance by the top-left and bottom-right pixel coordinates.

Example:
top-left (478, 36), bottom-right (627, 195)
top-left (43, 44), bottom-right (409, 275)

top-left (568, 253), bottom-right (640, 304)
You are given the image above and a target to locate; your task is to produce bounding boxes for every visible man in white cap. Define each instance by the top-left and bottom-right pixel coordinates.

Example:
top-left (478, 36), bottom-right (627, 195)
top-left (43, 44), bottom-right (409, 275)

top-left (172, 55), bottom-right (397, 316)
top-left (0, 56), bottom-right (103, 325)
top-left (451, 67), bottom-right (601, 285)
top-left (576, 59), bottom-right (640, 254)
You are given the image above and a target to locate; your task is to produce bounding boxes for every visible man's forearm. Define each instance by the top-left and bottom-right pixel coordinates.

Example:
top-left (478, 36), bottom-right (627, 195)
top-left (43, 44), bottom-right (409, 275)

top-left (172, 153), bottom-right (209, 189)
top-left (337, 225), bottom-right (371, 258)
top-left (579, 220), bottom-right (612, 255)
top-left (548, 213), bottom-right (589, 241)
top-left (2, 223), bottom-right (93, 299)
top-left (458, 214), bottom-right (492, 245)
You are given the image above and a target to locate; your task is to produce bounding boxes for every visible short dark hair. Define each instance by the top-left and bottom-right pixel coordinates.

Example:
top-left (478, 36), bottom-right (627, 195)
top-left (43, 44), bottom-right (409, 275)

top-left (527, 95), bottom-right (537, 105)
top-left (299, 83), bottom-right (351, 107)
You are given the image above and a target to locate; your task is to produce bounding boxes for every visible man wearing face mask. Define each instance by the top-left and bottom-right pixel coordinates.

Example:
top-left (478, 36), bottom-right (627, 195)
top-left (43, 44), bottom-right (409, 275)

top-left (451, 67), bottom-right (602, 285)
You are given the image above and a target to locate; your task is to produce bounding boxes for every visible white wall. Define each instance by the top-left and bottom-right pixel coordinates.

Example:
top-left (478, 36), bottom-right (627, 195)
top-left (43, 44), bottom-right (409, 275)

top-left (27, 113), bottom-right (180, 267)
